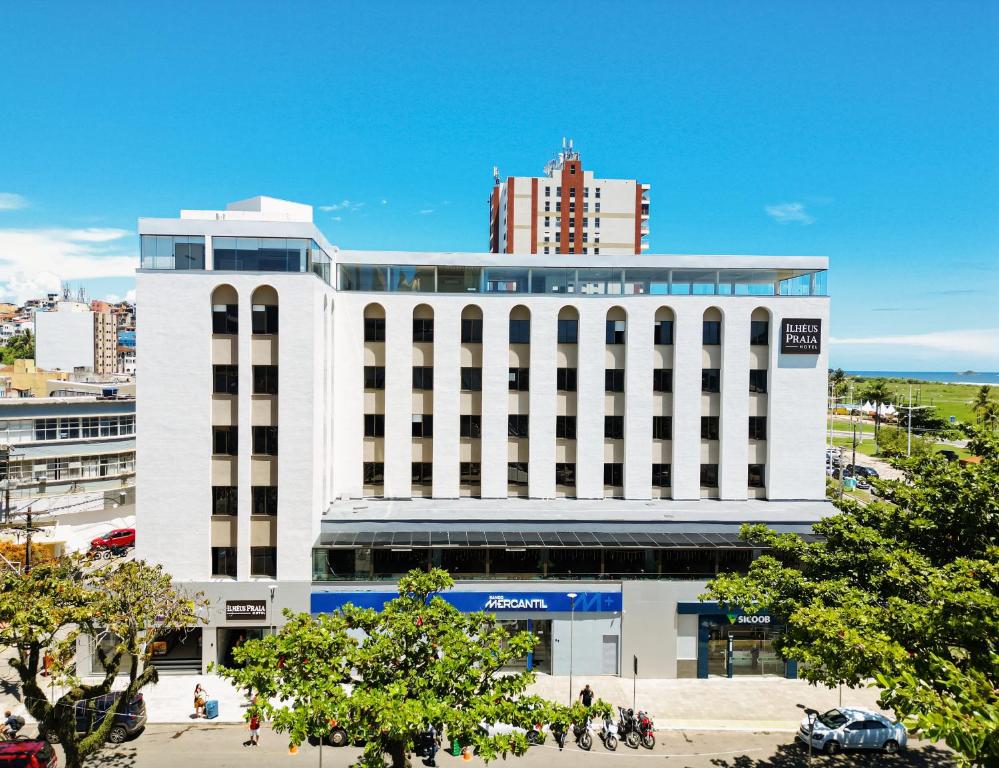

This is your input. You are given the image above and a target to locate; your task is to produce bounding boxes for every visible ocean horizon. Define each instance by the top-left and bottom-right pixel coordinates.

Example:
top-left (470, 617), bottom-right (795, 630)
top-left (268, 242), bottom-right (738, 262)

top-left (845, 370), bottom-right (999, 385)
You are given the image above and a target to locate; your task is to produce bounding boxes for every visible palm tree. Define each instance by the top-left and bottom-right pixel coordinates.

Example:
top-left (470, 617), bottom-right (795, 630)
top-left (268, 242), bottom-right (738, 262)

top-left (983, 400), bottom-right (999, 433)
top-left (829, 368), bottom-right (849, 400)
top-left (861, 379), bottom-right (892, 449)
top-left (972, 385), bottom-right (993, 424)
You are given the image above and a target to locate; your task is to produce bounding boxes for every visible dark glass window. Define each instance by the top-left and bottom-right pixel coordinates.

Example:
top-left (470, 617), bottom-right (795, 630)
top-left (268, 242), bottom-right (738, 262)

top-left (460, 367), bottom-right (482, 391)
top-left (412, 367), bottom-right (434, 390)
top-left (141, 234), bottom-right (206, 270)
top-left (748, 464), bottom-right (766, 488)
top-left (509, 318), bottom-right (530, 344)
top-left (461, 318), bottom-right (483, 343)
top-left (364, 317), bottom-right (385, 341)
top-left (556, 415), bottom-right (576, 439)
top-left (459, 414), bottom-right (481, 438)
top-left (211, 547), bottom-right (236, 578)
top-left (557, 367), bottom-right (577, 391)
top-left (250, 546), bottom-right (277, 578)
top-left (252, 426), bottom-right (278, 455)
top-left (364, 365), bottom-right (385, 390)
top-left (605, 369), bottom-right (625, 392)
top-left (508, 368), bottom-right (530, 391)
top-left (364, 414), bottom-right (385, 437)
top-left (749, 369), bottom-right (768, 393)
top-left (555, 463), bottom-right (576, 486)
top-left (412, 414), bottom-right (433, 438)
top-left (413, 318), bottom-right (434, 342)
top-left (703, 320), bottom-right (721, 345)
top-left (700, 463), bottom-right (719, 488)
top-left (460, 462), bottom-right (481, 484)
top-left (702, 368), bottom-right (721, 393)
top-left (211, 486), bottom-right (237, 516)
top-left (252, 304), bottom-right (278, 334)
top-left (508, 415), bottom-right (529, 437)
top-left (750, 321), bottom-right (769, 346)
top-left (604, 415), bottom-right (624, 439)
top-left (606, 319), bottom-right (626, 344)
top-left (653, 416), bottom-right (672, 440)
top-left (653, 369), bottom-right (673, 393)
top-left (508, 462), bottom-right (528, 486)
top-left (363, 462), bottom-right (384, 485)
top-left (557, 319), bottom-right (578, 344)
top-left (701, 416), bottom-right (719, 440)
top-left (212, 426), bottom-right (238, 455)
top-left (212, 304), bottom-right (238, 334)
top-left (604, 463), bottom-right (623, 487)
top-left (213, 365), bottom-right (238, 395)
top-left (412, 462), bottom-right (433, 486)
top-left (654, 320), bottom-right (674, 345)
top-left (652, 464), bottom-right (671, 488)
top-left (749, 416), bottom-right (767, 441)
top-left (251, 486), bottom-right (277, 516)
top-left (213, 237), bottom-right (309, 273)
top-left (253, 365), bottom-right (278, 395)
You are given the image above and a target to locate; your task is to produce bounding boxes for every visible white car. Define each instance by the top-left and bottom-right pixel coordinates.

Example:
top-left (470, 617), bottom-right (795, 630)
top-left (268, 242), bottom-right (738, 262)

top-left (796, 707), bottom-right (907, 755)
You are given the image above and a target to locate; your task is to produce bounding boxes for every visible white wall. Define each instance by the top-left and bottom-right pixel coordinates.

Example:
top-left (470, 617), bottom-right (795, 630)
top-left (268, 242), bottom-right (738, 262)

top-left (35, 311), bottom-right (94, 371)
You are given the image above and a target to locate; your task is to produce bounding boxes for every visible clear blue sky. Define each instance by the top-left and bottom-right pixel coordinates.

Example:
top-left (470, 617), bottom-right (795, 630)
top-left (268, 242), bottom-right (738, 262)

top-left (1, 1), bottom-right (996, 370)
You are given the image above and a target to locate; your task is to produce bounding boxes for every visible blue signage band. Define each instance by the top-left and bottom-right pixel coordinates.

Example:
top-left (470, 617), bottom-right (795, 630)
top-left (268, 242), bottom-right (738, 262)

top-left (311, 591), bottom-right (622, 615)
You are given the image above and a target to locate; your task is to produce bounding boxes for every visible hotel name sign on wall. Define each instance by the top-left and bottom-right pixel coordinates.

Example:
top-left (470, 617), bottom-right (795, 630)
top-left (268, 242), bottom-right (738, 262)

top-left (780, 319), bottom-right (822, 355)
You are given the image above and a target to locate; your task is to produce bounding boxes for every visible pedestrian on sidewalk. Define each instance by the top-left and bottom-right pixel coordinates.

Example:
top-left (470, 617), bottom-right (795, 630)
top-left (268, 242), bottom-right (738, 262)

top-left (578, 683), bottom-right (594, 707)
top-left (41, 651), bottom-right (54, 677)
top-left (193, 683), bottom-right (207, 718)
top-left (244, 712), bottom-right (260, 746)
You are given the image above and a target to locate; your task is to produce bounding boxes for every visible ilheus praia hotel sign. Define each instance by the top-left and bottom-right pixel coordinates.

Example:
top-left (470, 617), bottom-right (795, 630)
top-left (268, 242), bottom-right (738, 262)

top-left (225, 600), bottom-right (267, 621)
top-left (780, 318), bottom-right (822, 354)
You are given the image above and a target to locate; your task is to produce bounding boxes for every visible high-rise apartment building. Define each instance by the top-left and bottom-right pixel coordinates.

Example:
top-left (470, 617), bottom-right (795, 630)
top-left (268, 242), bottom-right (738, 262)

top-left (35, 301), bottom-right (118, 375)
top-left (489, 140), bottom-right (650, 256)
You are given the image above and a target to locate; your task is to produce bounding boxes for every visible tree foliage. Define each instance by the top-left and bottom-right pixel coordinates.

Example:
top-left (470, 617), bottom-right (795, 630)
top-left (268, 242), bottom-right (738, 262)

top-left (0, 330), bottom-right (35, 365)
top-left (0, 555), bottom-right (206, 768)
top-left (217, 569), bottom-right (581, 768)
top-left (704, 428), bottom-right (999, 766)
top-left (859, 378), bottom-right (892, 445)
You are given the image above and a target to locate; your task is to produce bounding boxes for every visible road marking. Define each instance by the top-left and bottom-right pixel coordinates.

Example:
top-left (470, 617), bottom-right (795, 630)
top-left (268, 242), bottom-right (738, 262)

top-left (532, 742), bottom-right (770, 758)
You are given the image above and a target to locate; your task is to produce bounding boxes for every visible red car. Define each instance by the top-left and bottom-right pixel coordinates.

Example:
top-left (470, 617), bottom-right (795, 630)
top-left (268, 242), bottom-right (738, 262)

top-left (0, 739), bottom-right (58, 767)
top-left (90, 528), bottom-right (135, 551)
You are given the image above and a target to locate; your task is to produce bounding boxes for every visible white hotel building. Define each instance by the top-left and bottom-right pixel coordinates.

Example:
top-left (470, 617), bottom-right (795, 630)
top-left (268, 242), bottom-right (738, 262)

top-left (133, 196), bottom-right (830, 679)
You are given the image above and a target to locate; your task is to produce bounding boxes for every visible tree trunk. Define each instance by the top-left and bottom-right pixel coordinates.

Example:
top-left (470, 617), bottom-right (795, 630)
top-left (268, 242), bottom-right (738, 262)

top-left (387, 739), bottom-right (410, 768)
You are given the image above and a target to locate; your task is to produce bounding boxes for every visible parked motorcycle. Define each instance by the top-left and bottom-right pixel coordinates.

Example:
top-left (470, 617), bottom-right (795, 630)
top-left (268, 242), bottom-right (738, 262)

top-left (572, 716), bottom-right (594, 751)
top-left (598, 714), bottom-right (618, 750)
top-left (618, 707), bottom-right (641, 749)
top-left (636, 709), bottom-right (656, 749)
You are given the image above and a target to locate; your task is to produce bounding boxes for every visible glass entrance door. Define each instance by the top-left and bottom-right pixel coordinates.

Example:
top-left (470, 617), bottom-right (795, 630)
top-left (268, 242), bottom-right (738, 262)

top-left (706, 623), bottom-right (729, 677)
top-left (705, 623), bottom-right (784, 677)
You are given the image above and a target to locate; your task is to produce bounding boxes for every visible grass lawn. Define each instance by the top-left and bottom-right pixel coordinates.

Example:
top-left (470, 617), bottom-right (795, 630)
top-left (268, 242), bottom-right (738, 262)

top-left (832, 435), bottom-right (878, 456)
top-left (845, 376), bottom-right (987, 425)
top-left (830, 417), bottom-right (874, 434)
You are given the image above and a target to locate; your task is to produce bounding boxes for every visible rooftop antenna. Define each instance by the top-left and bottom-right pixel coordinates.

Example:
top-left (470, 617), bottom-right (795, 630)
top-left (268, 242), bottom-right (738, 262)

top-left (493, 166), bottom-right (500, 184)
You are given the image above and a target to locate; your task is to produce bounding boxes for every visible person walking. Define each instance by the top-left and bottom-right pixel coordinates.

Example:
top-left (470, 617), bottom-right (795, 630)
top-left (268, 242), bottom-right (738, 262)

top-left (193, 683), bottom-right (207, 718)
top-left (578, 683), bottom-right (595, 707)
top-left (247, 712), bottom-right (261, 746)
top-left (41, 651), bottom-right (54, 678)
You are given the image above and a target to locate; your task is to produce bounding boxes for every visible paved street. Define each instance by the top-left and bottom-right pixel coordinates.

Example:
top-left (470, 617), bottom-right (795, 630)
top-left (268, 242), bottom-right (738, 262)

top-left (55, 724), bottom-right (952, 768)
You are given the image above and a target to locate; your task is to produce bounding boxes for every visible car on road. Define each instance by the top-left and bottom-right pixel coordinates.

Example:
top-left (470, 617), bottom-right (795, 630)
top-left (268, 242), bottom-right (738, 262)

top-left (844, 465), bottom-right (879, 479)
top-left (937, 449), bottom-right (959, 462)
top-left (43, 692), bottom-right (146, 745)
top-left (796, 707), bottom-right (907, 755)
top-left (0, 739), bottom-right (58, 767)
top-left (89, 528), bottom-right (135, 552)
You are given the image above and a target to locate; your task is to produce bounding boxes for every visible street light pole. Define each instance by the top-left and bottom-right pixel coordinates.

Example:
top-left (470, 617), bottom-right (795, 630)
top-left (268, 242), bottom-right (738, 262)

top-left (566, 592), bottom-right (577, 706)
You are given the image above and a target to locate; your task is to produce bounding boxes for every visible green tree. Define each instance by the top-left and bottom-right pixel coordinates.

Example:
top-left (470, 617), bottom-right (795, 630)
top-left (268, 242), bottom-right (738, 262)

top-left (703, 429), bottom-right (999, 766)
top-left (0, 555), bottom-right (206, 768)
top-left (0, 329), bottom-right (35, 365)
top-left (972, 385), bottom-right (993, 423)
top-left (982, 400), bottom-right (999, 433)
top-left (216, 569), bottom-right (574, 767)
top-left (876, 427), bottom-right (932, 458)
top-left (828, 368), bottom-right (848, 399)
top-left (860, 378), bottom-right (892, 448)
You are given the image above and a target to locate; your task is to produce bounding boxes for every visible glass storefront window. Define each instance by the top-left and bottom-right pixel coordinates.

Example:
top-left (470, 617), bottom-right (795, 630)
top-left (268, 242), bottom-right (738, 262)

top-left (140, 235), bottom-right (205, 270)
top-left (484, 267), bottom-right (529, 293)
top-left (391, 265), bottom-right (435, 292)
top-left (530, 268), bottom-right (575, 294)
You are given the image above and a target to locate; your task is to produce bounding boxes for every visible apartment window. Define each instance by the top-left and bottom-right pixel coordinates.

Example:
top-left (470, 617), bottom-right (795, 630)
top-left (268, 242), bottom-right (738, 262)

top-left (253, 365), bottom-right (278, 395)
top-left (595, 202), bottom-right (601, 213)
top-left (583, 187), bottom-right (589, 197)
top-left (544, 247), bottom-right (550, 255)
top-left (34, 418), bottom-right (58, 441)
top-left (605, 369), bottom-right (625, 393)
top-left (250, 547), bottom-right (277, 578)
top-left (508, 415), bottom-right (529, 438)
top-left (364, 365), bottom-right (386, 390)
top-left (545, 187), bottom-right (551, 197)
top-left (460, 366), bottom-right (482, 391)
top-left (556, 203), bottom-right (562, 214)
top-left (594, 217), bottom-right (600, 227)
top-left (604, 463), bottom-right (623, 487)
top-left (599, 414), bottom-right (624, 440)
top-left (653, 416), bottom-right (672, 440)
top-left (556, 463), bottom-right (576, 487)
top-left (363, 462), bottom-right (384, 485)
top-left (606, 320), bottom-right (626, 344)
top-left (594, 248), bottom-right (599, 255)
top-left (556, 186), bottom-right (562, 195)
top-left (652, 464), bottom-right (671, 488)
top-left (412, 462), bottom-right (433, 486)
top-left (569, 203), bottom-right (576, 215)
top-left (364, 414), bottom-right (385, 437)
top-left (703, 321), bottom-right (721, 345)
top-left (653, 369), bottom-right (673, 393)
top-left (544, 201), bottom-right (550, 212)
top-left (364, 317), bottom-right (385, 342)
top-left (211, 486), bottom-right (237, 516)
top-left (700, 464), bottom-right (719, 488)
top-left (212, 426), bottom-right (238, 456)
top-left (569, 187), bottom-right (576, 197)
top-left (461, 318), bottom-right (483, 343)
top-left (213, 365), bottom-right (238, 395)
top-left (556, 415), bottom-right (577, 439)
top-left (654, 320), bottom-right (674, 345)
top-left (412, 366), bottom-right (434, 390)
top-left (252, 426), bottom-right (278, 455)
top-left (555, 231), bottom-right (561, 242)
top-left (557, 318), bottom-right (578, 344)
top-left (595, 188), bottom-right (601, 198)
top-left (252, 305), bottom-right (278, 335)
top-left (544, 216), bottom-right (550, 227)
top-left (701, 416), bottom-right (720, 440)
top-left (460, 462), bottom-right (481, 484)
top-left (508, 462), bottom-right (528, 486)
top-left (748, 464), bottom-right (766, 488)
top-left (509, 319), bottom-right (530, 344)
top-left (412, 414), bottom-right (433, 438)
top-left (508, 368), bottom-right (530, 391)
top-left (568, 230), bottom-right (575, 241)
top-left (212, 304), bottom-right (238, 335)
top-left (750, 321), bottom-right (769, 346)
top-left (211, 547), bottom-right (237, 578)
top-left (702, 368), bottom-right (721, 393)
top-left (459, 414), bottom-right (481, 438)
top-left (413, 318), bottom-right (434, 342)
top-left (749, 369), bottom-right (768, 394)
top-left (749, 416), bottom-right (768, 441)
top-left (82, 417), bottom-right (100, 438)
top-left (568, 247), bottom-right (574, 254)
top-left (557, 367), bottom-right (577, 391)
top-left (251, 486), bottom-right (278, 516)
